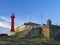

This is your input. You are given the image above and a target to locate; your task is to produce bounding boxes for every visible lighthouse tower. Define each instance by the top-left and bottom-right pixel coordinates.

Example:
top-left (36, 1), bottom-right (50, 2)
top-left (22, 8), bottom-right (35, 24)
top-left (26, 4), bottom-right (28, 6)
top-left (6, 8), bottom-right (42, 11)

top-left (8, 13), bottom-right (15, 36)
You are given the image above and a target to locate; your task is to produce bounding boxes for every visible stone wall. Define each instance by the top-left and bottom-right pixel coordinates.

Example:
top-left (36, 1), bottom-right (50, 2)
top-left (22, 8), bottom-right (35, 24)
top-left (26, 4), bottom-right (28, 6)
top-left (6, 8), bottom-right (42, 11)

top-left (25, 28), bottom-right (42, 37)
top-left (50, 29), bottom-right (60, 38)
top-left (42, 25), bottom-right (50, 38)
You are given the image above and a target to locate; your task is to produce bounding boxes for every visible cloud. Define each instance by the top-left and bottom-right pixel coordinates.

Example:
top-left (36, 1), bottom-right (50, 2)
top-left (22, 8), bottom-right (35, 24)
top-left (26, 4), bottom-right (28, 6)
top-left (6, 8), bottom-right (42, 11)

top-left (0, 16), bottom-right (21, 28)
top-left (0, 16), bottom-right (20, 24)
top-left (0, 22), bottom-right (10, 28)
top-left (0, 16), bottom-right (26, 28)
top-left (0, 16), bottom-right (10, 22)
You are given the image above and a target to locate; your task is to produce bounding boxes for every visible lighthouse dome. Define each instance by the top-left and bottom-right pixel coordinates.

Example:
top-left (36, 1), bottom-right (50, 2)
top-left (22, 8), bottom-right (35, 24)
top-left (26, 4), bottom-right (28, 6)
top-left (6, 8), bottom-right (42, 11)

top-left (11, 13), bottom-right (15, 18)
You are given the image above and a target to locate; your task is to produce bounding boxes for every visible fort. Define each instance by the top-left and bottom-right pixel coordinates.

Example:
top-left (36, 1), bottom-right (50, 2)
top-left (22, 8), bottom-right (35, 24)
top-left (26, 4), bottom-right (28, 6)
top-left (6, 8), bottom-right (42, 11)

top-left (7, 13), bottom-right (60, 39)
top-left (0, 13), bottom-right (60, 45)
top-left (0, 13), bottom-right (60, 38)
top-left (14, 19), bottom-right (60, 39)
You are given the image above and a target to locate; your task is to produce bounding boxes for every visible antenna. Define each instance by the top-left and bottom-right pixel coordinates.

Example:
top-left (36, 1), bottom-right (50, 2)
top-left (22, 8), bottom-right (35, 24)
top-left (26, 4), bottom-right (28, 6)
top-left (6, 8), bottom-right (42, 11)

top-left (29, 16), bottom-right (31, 22)
top-left (41, 13), bottom-right (43, 26)
top-left (28, 16), bottom-right (31, 22)
top-left (24, 16), bottom-right (31, 23)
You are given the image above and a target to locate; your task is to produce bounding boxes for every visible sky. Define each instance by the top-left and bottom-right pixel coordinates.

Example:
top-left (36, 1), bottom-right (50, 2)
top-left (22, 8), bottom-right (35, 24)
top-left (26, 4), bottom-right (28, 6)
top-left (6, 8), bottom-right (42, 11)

top-left (0, 0), bottom-right (60, 34)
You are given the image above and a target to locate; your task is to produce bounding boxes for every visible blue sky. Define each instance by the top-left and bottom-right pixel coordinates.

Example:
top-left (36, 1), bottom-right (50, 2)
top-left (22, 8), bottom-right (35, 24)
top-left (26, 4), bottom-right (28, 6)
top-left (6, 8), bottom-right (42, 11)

top-left (0, 0), bottom-right (60, 34)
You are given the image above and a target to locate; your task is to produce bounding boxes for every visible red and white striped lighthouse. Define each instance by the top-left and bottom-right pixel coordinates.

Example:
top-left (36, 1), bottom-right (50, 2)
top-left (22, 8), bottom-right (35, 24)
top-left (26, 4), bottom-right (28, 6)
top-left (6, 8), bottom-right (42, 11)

top-left (8, 13), bottom-right (15, 36)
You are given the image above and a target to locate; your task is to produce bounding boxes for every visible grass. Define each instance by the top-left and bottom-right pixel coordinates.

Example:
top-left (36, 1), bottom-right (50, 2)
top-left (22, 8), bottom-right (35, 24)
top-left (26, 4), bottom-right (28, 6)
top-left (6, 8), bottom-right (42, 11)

top-left (0, 35), bottom-right (60, 45)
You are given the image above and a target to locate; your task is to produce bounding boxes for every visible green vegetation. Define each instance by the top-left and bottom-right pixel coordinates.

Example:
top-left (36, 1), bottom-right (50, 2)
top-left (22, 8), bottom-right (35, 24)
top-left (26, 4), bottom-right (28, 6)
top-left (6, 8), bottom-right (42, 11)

top-left (0, 35), bottom-right (60, 45)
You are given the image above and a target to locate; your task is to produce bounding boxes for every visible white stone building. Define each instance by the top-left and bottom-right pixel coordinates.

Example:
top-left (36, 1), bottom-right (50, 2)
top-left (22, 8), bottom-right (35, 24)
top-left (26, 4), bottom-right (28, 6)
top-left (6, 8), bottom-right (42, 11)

top-left (15, 22), bottom-right (41, 37)
top-left (15, 22), bottom-right (41, 32)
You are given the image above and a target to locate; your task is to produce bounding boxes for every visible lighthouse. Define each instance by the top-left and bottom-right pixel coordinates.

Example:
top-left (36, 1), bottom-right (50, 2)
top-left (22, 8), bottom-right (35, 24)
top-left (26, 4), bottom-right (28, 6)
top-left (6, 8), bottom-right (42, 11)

top-left (8, 13), bottom-right (15, 36)
top-left (11, 13), bottom-right (15, 32)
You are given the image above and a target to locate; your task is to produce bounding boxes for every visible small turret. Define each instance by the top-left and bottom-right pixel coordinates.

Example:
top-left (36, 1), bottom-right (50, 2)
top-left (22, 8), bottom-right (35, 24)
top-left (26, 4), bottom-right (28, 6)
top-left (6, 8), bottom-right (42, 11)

top-left (47, 19), bottom-right (51, 26)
